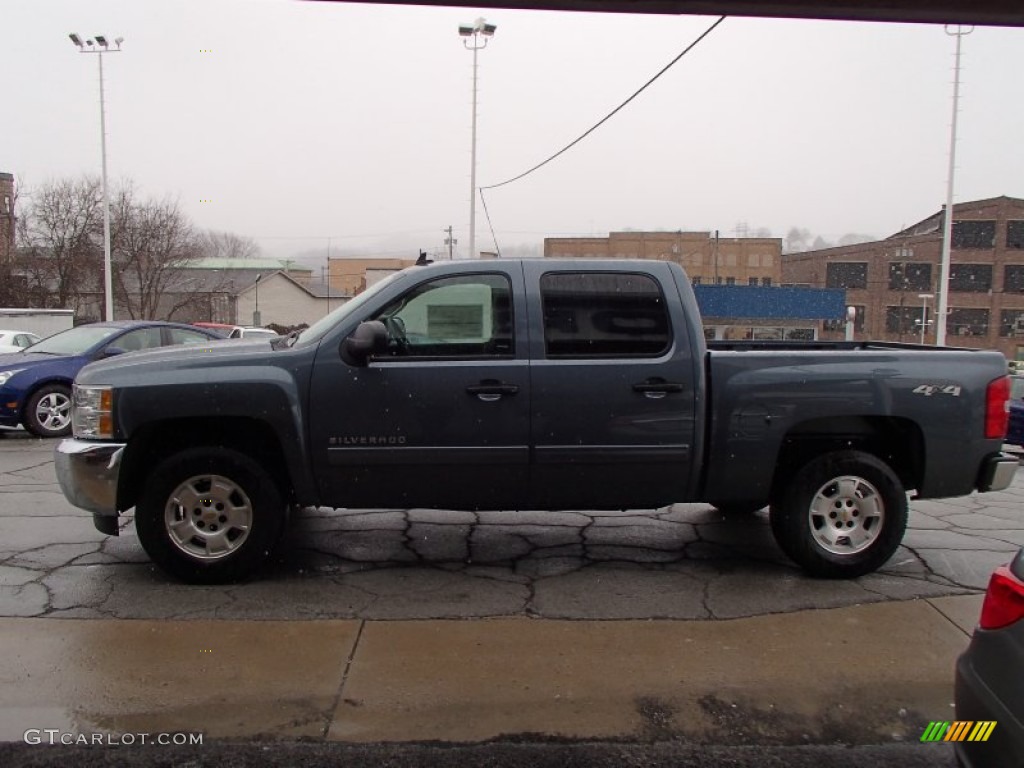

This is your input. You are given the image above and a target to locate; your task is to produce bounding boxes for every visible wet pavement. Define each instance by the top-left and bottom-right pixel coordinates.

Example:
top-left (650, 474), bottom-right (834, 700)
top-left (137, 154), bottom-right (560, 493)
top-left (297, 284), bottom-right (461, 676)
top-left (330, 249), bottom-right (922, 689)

top-left (0, 429), bottom-right (1021, 620)
top-left (0, 427), bottom-right (1019, 765)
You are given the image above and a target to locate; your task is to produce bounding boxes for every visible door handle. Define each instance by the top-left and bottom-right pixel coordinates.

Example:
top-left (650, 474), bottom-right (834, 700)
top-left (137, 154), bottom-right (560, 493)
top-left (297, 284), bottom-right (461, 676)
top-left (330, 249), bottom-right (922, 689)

top-left (632, 378), bottom-right (684, 397)
top-left (467, 380), bottom-right (519, 402)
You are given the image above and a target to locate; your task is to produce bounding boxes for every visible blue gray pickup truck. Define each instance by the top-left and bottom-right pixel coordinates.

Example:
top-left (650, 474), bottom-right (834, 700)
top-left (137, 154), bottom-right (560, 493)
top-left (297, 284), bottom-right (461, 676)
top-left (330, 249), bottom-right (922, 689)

top-left (54, 259), bottom-right (1017, 583)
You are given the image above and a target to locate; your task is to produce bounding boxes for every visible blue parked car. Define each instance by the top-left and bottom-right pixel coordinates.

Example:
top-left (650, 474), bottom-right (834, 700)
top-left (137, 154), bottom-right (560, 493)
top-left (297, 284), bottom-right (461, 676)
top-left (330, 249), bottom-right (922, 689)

top-left (0, 321), bottom-right (222, 438)
top-left (1007, 375), bottom-right (1024, 450)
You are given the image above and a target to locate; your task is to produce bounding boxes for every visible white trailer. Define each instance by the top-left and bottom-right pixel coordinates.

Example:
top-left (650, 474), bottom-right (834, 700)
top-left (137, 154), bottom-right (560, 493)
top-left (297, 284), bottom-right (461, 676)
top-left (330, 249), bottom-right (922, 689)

top-left (0, 308), bottom-right (75, 339)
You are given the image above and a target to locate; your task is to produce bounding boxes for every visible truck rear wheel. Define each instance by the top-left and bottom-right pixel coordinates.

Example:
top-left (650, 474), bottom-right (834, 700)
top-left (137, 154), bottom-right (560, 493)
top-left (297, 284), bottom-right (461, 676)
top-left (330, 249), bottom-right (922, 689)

top-left (134, 447), bottom-right (285, 584)
top-left (770, 450), bottom-right (907, 579)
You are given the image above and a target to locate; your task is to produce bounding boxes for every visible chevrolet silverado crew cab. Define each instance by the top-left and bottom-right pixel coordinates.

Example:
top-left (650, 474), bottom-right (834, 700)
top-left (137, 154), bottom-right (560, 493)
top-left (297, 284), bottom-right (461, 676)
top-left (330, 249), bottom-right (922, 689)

top-left (54, 259), bottom-right (1017, 583)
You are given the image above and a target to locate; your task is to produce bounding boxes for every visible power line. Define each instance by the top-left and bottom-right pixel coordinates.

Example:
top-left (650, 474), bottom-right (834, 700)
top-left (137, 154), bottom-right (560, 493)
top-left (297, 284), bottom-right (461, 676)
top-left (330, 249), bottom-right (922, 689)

top-left (481, 15), bottom-right (726, 193)
top-left (480, 15), bottom-right (726, 256)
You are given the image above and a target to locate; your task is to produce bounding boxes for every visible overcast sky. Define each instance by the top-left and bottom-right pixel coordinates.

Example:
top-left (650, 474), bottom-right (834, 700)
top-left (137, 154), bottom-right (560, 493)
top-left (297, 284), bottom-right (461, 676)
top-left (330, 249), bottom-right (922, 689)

top-left (5, 1), bottom-right (1023, 261)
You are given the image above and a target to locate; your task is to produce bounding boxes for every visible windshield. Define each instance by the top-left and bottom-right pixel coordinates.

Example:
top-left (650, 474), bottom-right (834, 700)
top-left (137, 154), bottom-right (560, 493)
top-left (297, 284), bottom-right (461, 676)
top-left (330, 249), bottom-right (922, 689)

top-left (292, 271), bottom-right (407, 348)
top-left (24, 325), bottom-right (121, 356)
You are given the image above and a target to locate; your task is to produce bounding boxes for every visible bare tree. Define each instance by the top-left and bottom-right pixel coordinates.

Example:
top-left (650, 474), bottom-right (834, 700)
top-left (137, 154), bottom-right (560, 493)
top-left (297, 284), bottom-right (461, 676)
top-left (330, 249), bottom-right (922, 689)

top-left (14, 176), bottom-right (103, 312)
top-left (199, 230), bottom-right (261, 260)
top-left (109, 184), bottom-right (204, 320)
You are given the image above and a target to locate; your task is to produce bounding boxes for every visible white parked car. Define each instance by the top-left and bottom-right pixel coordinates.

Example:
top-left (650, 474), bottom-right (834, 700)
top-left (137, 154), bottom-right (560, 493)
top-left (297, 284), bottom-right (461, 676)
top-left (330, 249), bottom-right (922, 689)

top-left (0, 330), bottom-right (41, 355)
top-left (228, 326), bottom-right (279, 340)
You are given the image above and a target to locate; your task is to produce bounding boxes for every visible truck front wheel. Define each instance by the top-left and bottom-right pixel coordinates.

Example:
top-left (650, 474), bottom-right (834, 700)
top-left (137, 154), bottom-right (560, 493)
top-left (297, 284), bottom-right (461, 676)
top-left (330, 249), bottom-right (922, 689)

top-left (770, 450), bottom-right (907, 579)
top-left (134, 447), bottom-right (285, 584)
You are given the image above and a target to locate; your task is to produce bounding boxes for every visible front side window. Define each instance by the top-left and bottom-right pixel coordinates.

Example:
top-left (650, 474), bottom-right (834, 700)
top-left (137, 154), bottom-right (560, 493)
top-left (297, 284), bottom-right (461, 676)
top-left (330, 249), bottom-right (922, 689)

top-left (113, 327), bottom-right (163, 352)
top-left (540, 272), bottom-right (670, 358)
top-left (374, 273), bottom-right (513, 358)
top-left (169, 328), bottom-right (215, 345)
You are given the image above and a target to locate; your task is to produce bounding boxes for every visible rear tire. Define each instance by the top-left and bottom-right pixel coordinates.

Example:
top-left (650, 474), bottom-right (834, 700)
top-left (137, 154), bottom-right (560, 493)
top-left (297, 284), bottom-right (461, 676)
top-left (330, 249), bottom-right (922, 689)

top-left (134, 447), bottom-right (285, 584)
top-left (770, 450), bottom-right (907, 578)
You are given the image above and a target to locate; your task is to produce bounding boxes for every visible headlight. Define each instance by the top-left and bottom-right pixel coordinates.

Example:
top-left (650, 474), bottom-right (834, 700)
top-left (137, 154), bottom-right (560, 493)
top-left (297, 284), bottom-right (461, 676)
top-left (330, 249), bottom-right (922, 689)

top-left (0, 369), bottom-right (24, 387)
top-left (72, 385), bottom-right (115, 439)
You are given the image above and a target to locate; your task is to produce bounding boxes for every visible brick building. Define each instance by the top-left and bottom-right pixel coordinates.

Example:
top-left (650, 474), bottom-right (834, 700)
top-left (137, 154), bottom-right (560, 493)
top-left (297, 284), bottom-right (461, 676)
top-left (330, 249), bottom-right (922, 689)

top-left (544, 231), bottom-right (782, 287)
top-left (0, 173), bottom-right (14, 264)
top-left (782, 196), bottom-right (1024, 361)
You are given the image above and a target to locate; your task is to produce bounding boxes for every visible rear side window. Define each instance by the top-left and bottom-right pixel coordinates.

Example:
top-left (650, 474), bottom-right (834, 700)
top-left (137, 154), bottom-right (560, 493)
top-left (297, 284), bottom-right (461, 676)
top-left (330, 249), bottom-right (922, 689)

top-left (540, 272), bottom-right (671, 358)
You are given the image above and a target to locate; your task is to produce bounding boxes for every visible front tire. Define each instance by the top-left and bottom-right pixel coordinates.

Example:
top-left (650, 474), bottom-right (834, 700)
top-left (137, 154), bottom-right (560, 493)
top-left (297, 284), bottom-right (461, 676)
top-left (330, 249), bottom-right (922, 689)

top-left (770, 450), bottom-right (908, 578)
top-left (23, 383), bottom-right (73, 437)
top-left (134, 447), bottom-right (285, 583)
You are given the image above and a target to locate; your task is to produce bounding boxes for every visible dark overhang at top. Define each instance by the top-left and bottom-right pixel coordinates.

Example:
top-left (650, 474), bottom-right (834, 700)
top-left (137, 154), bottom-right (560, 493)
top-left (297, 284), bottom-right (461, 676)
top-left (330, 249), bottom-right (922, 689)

top-left (314, 1), bottom-right (1024, 27)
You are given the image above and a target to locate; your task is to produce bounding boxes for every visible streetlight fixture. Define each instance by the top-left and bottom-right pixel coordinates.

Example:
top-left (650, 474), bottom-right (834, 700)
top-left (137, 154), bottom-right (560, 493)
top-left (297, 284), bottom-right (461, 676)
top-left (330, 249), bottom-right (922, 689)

top-left (458, 17), bottom-right (496, 260)
top-left (69, 33), bottom-right (124, 322)
top-left (917, 293), bottom-right (934, 344)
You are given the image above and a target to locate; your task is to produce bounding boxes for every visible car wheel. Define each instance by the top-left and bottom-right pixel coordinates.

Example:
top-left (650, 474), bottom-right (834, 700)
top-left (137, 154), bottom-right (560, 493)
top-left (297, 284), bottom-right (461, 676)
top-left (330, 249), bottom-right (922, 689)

top-left (134, 447), bottom-right (286, 584)
top-left (23, 384), bottom-right (73, 437)
top-left (770, 450), bottom-right (907, 578)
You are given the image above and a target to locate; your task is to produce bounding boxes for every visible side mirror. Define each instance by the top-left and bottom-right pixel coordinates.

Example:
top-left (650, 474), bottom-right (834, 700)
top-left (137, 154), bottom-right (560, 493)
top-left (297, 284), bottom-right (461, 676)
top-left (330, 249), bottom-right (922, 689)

top-left (341, 320), bottom-right (387, 366)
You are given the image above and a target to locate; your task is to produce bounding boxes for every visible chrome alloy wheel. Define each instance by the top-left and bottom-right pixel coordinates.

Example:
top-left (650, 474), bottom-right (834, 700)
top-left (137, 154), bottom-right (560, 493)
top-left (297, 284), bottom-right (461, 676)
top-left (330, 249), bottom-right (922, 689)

top-left (164, 474), bottom-right (253, 560)
top-left (35, 391), bottom-right (71, 432)
top-left (807, 475), bottom-right (885, 555)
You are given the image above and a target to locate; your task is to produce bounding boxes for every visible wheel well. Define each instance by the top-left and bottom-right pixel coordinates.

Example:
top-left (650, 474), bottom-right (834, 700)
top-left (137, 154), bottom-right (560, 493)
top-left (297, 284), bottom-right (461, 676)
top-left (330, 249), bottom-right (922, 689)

top-left (770, 416), bottom-right (924, 502)
top-left (117, 417), bottom-right (293, 512)
top-left (19, 379), bottom-right (72, 420)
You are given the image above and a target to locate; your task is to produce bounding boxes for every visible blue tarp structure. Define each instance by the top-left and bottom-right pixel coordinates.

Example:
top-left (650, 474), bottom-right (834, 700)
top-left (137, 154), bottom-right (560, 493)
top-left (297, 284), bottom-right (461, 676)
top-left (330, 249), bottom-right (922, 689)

top-left (692, 285), bottom-right (846, 320)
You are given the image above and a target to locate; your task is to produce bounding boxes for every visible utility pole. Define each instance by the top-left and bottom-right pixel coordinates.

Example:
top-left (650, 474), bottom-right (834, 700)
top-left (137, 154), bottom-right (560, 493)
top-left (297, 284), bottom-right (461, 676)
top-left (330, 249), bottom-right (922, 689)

top-left (444, 225), bottom-right (457, 259)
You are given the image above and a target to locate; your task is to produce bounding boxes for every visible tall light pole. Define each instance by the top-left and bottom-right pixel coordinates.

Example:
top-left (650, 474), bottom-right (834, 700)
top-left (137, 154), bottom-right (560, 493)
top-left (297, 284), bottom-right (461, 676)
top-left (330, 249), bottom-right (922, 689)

top-left (253, 274), bottom-right (262, 326)
top-left (69, 34), bottom-right (123, 322)
top-left (936, 25), bottom-right (973, 346)
top-left (458, 18), bottom-right (496, 260)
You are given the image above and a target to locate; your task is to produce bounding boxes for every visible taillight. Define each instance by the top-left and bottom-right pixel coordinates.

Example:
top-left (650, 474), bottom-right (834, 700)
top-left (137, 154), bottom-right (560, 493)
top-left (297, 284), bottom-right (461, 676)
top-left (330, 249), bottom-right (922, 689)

top-left (985, 376), bottom-right (1010, 439)
top-left (979, 565), bottom-right (1024, 630)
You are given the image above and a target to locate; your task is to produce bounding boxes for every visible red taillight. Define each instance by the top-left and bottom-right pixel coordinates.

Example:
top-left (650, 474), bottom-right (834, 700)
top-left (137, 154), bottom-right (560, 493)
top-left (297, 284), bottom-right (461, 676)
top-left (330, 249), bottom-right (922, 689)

top-left (979, 565), bottom-right (1024, 630)
top-left (985, 376), bottom-right (1010, 439)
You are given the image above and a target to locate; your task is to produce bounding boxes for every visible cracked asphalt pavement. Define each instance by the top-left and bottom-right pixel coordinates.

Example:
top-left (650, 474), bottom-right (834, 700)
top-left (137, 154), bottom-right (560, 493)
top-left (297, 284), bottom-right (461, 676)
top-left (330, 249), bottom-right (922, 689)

top-left (1, 428), bottom-right (1021, 620)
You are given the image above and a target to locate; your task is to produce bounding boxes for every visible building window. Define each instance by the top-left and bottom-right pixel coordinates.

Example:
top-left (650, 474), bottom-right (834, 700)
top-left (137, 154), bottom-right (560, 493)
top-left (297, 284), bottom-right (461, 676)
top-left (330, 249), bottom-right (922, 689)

top-left (886, 306), bottom-right (928, 334)
top-left (540, 271), bottom-right (671, 358)
top-left (748, 277), bottom-right (758, 286)
top-left (1008, 221), bottom-right (1024, 249)
top-left (1000, 309), bottom-right (1024, 337)
top-left (761, 277), bottom-right (772, 287)
top-left (725, 277), bottom-right (735, 286)
top-left (691, 276), bottom-right (702, 286)
top-left (826, 262), bottom-right (868, 290)
top-left (947, 308), bottom-right (990, 336)
top-left (949, 264), bottom-right (993, 292)
top-left (952, 221), bottom-right (996, 249)
top-left (888, 262), bottom-right (932, 291)
top-left (1006, 265), bottom-right (1024, 293)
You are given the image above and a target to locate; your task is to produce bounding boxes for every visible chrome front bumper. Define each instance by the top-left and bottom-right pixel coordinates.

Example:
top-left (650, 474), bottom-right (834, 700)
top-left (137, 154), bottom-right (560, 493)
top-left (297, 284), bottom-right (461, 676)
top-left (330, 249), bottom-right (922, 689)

top-left (55, 439), bottom-right (126, 534)
top-left (978, 453), bottom-right (1020, 493)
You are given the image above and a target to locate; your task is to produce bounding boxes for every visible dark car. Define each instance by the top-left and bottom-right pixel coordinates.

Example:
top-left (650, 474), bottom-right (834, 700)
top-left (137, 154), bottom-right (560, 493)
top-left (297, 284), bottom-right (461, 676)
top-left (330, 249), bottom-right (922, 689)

top-left (0, 321), bottom-right (221, 438)
top-left (1006, 375), bottom-right (1024, 449)
top-left (954, 547), bottom-right (1024, 768)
